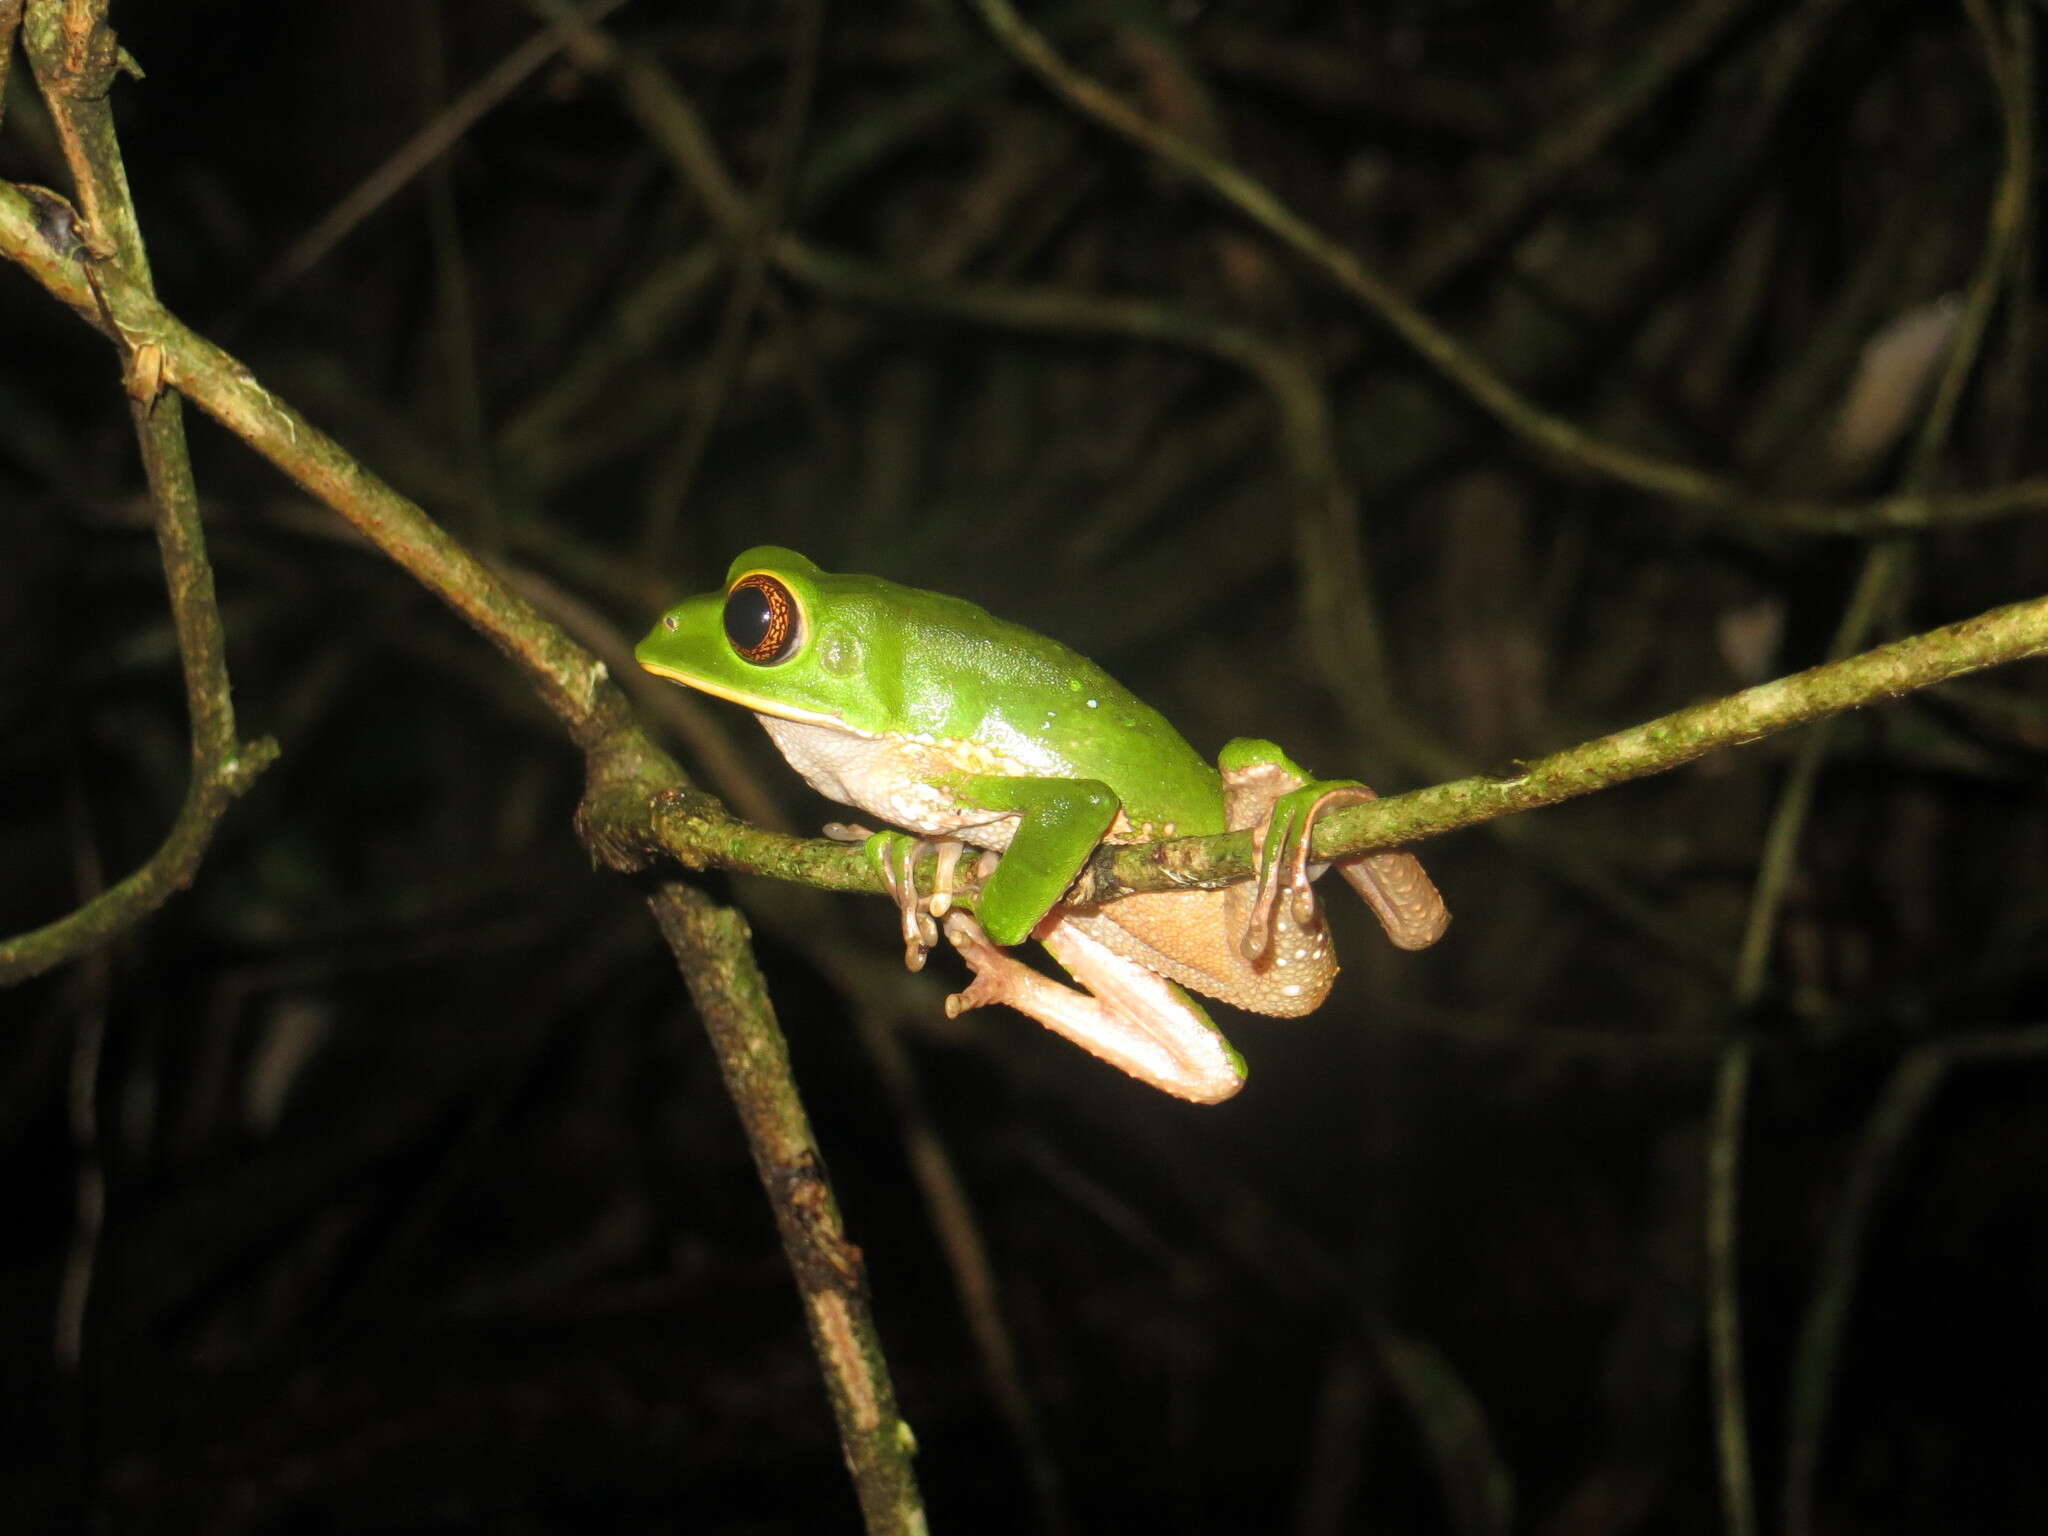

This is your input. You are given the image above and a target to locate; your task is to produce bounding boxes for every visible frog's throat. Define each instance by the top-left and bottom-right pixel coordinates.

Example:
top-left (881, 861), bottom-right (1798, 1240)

top-left (637, 662), bottom-right (859, 733)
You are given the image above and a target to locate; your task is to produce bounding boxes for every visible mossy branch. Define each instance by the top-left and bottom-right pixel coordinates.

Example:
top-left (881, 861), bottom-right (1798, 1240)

top-left (540, 577), bottom-right (2048, 917)
top-left (1084, 590), bottom-right (2048, 903)
top-left (0, 163), bottom-right (925, 1528)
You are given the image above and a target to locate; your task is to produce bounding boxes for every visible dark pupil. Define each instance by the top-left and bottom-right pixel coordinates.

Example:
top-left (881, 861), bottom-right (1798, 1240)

top-left (724, 585), bottom-right (776, 654)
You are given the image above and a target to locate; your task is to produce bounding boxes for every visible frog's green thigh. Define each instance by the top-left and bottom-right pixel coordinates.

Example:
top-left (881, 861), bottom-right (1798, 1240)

top-left (940, 912), bottom-right (1247, 1104)
top-left (951, 774), bottom-right (1121, 946)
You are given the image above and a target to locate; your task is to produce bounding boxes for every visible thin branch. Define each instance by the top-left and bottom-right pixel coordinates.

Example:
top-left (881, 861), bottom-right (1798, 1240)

top-left (600, 573), bottom-right (2048, 913)
top-left (1772, 23), bottom-right (2038, 1532)
top-left (0, 747), bottom-right (277, 984)
top-left (415, 2), bottom-right (497, 548)
top-left (0, 2), bottom-right (21, 134)
top-left (524, 0), bottom-right (849, 522)
top-left (636, 0), bottom-right (828, 570)
top-left (0, 178), bottom-right (624, 749)
top-left (1, 145), bottom-right (928, 1534)
top-left (1737, 0), bottom-right (2029, 1031)
top-left (250, 0), bottom-right (634, 309)
top-left (1401, 0), bottom-right (1773, 292)
top-left (1705, 1044), bottom-right (1757, 1536)
top-left (824, 927), bottom-right (1072, 1534)
top-left (962, 0), bottom-right (2048, 538)
top-left (1096, 588), bottom-right (2048, 899)
top-left (1781, 1021), bottom-right (2048, 1536)
top-left (0, 1), bottom-right (278, 985)
top-left (644, 880), bottom-right (927, 1535)
top-left (52, 763), bottom-right (110, 1370)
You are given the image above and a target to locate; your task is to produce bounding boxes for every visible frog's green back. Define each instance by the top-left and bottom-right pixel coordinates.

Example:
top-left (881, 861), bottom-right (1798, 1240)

top-left (637, 547), bottom-right (1226, 836)
top-left (836, 572), bottom-right (1226, 835)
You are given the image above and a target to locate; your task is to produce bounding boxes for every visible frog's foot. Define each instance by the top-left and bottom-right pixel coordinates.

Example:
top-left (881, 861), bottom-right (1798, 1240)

top-left (1336, 844), bottom-right (1450, 952)
top-left (1243, 782), bottom-right (1449, 962)
top-left (860, 829), bottom-right (972, 971)
top-left (838, 825), bottom-right (971, 919)
top-left (940, 911), bottom-right (1246, 1105)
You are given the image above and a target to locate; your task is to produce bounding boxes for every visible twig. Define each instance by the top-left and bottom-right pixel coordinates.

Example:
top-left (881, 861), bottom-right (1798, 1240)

top-left (415, 2), bottom-right (497, 548)
top-left (1, 1), bottom-right (277, 985)
top-left (1736, 0), bottom-right (2028, 1014)
top-left (0, 112), bottom-right (927, 1533)
top-left (26, 144), bottom-right (2021, 903)
top-left (0, 2), bottom-right (21, 133)
top-left (962, 0), bottom-right (2048, 538)
top-left (644, 880), bottom-right (926, 1535)
top-left (0, 178), bottom-right (626, 747)
top-left (1781, 1021), bottom-right (2048, 1536)
top-left (250, 0), bottom-right (635, 309)
top-left (52, 762), bottom-right (110, 1371)
top-left (1092, 589), bottom-right (2048, 901)
top-left (637, 0), bottom-right (828, 570)
top-left (526, 0), bottom-right (849, 517)
top-left (1770, 24), bottom-right (2039, 1532)
top-left (594, 558), bottom-right (2048, 917)
top-left (1715, 9), bottom-right (2030, 1523)
top-left (1401, 0), bottom-right (1771, 293)
top-left (1705, 1043), bottom-right (1757, 1536)
top-left (842, 961), bottom-right (1072, 1533)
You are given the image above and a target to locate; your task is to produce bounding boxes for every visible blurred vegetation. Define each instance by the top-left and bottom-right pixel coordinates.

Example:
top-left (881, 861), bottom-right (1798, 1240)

top-left (4, 0), bottom-right (2047, 1531)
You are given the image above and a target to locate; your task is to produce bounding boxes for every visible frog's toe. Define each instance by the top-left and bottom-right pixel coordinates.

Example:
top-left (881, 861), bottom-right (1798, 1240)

top-left (1336, 850), bottom-right (1451, 949)
top-left (1290, 883), bottom-right (1321, 930)
top-left (944, 976), bottom-right (1002, 1017)
top-left (1245, 782), bottom-right (1379, 954)
top-left (938, 911), bottom-right (1013, 1015)
top-left (899, 897), bottom-right (940, 965)
top-left (865, 831), bottom-right (943, 968)
top-left (925, 840), bottom-right (966, 919)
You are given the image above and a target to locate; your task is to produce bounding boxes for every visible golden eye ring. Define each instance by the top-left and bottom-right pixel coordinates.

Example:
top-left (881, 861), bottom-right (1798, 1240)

top-left (723, 573), bottom-right (803, 664)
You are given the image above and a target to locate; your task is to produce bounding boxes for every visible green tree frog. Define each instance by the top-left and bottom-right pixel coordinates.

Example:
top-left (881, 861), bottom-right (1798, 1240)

top-left (636, 547), bottom-right (1448, 1103)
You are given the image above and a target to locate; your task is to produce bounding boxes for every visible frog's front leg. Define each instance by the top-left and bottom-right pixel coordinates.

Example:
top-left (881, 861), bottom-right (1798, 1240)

top-left (844, 827), bottom-right (969, 971)
top-left (941, 910), bottom-right (1248, 1104)
top-left (844, 770), bottom-right (1120, 971)
top-left (944, 774), bottom-right (1123, 945)
top-left (1219, 739), bottom-right (1450, 963)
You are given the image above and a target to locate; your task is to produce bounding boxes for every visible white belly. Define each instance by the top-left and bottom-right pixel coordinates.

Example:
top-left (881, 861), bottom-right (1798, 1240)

top-left (757, 713), bottom-right (1031, 850)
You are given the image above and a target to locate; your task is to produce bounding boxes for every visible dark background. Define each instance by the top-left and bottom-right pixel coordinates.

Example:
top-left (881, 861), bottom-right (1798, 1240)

top-left (4, 1), bottom-right (2047, 1531)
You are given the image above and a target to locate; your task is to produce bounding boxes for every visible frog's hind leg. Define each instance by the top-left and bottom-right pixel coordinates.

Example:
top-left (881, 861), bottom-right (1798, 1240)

top-left (1283, 785), bottom-right (1450, 953)
top-left (940, 912), bottom-right (1246, 1104)
top-left (1220, 741), bottom-right (1450, 959)
top-left (1335, 844), bottom-right (1450, 951)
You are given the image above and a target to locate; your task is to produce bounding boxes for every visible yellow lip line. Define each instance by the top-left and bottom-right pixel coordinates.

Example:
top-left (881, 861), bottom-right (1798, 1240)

top-left (638, 660), bottom-right (856, 731)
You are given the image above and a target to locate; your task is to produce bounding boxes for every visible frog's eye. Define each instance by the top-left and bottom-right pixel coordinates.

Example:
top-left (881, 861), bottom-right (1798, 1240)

top-left (723, 573), bottom-right (803, 665)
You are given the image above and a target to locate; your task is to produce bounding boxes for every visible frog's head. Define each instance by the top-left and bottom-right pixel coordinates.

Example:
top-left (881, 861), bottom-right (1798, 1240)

top-left (635, 546), bottom-right (924, 736)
